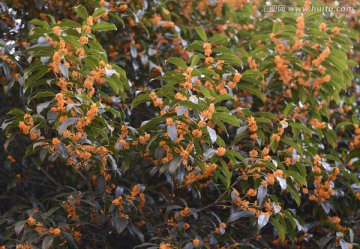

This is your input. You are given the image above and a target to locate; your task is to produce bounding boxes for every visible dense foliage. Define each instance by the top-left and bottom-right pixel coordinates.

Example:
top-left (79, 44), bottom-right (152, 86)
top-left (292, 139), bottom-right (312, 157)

top-left (1, 0), bottom-right (359, 248)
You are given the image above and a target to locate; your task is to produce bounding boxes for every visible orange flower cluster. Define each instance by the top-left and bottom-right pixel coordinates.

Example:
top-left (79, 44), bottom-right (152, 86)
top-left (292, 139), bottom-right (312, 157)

top-left (216, 147), bottom-right (226, 156)
top-left (274, 56), bottom-right (292, 85)
top-left (247, 116), bottom-right (258, 140)
top-left (162, 21), bottom-right (175, 28)
top-left (180, 207), bottom-right (191, 217)
top-left (247, 57), bottom-right (257, 69)
top-left (65, 195), bottom-right (80, 220)
top-left (18, 114), bottom-right (34, 135)
top-left (184, 163), bottom-right (217, 187)
top-left (112, 196), bottom-right (124, 210)
top-left (312, 49), bottom-right (330, 67)
top-left (27, 216), bottom-right (36, 226)
top-left (48, 227), bottom-right (61, 237)
top-left (7, 155), bottom-right (16, 163)
top-left (296, 16), bottom-right (305, 37)
top-left (15, 244), bottom-right (32, 249)
top-left (203, 43), bottom-right (212, 57)
top-left (309, 118), bottom-right (326, 129)
top-left (159, 243), bottom-right (172, 249)
top-left (200, 104), bottom-right (215, 120)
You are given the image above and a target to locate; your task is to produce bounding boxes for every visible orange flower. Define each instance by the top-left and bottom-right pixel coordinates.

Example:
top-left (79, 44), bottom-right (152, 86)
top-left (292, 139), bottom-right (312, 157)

top-left (83, 25), bottom-right (92, 33)
top-left (180, 207), bottom-right (191, 217)
top-left (27, 216), bottom-right (36, 226)
top-left (80, 36), bottom-right (89, 45)
top-left (192, 129), bottom-right (202, 138)
top-left (162, 22), bottom-right (174, 28)
top-left (216, 147), bottom-right (226, 156)
top-left (87, 16), bottom-right (94, 25)
top-left (166, 118), bottom-right (174, 126)
top-left (159, 243), bottom-right (172, 249)
top-left (248, 117), bottom-right (258, 132)
top-left (319, 22), bottom-right (326, 31)
top-left (247, 188), bottom-right (257, 197)
top-left (49, 228), bottom-right (61, 237)
top-left (193, 239), bottom-right (200, 246)
top-left (52, 26), bottom-right (61, 35)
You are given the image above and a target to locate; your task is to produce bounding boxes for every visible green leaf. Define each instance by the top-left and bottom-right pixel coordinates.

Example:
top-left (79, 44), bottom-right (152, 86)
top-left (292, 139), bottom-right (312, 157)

top-left (227, 211), bottom-right (254, 223)
top-left (30, 19), bottom-right (49, 28)
top-left (58, 117), bottom-right (80, 134)
top-left (167, 57), bottom-right (187, 69)
top-left (190, 55), bottom-right (200, 67)
top-left (238, 83), bottom-right (265, 102)
top-left (214, 93), bottom-right (233, 104)
top-left (107, 74), bottom-right (123, 94)
top-left (324, 129), bottom-right (337, 148)
top-left (282, 138), bottom-right (303, 155)
top-left (42, 235), bottom-right (55, 249)
top-left (195, 27), bottom-right (207, 42)
top-left (131, 94), bottom-right (150, 109)
top-left (284, 102), bottom-right (296, 118)
top-left (270, 217), bottom-right (286, 241)
top-left (213, 112), bottom-right (239, 127)
top-left (289, 122), bottom-right (312, 136)
top-left (15, 220), bottom-right (27, 235)
top-left (209, 34), bottom-right (228, 45)
top-left (93, 7), bottom-right (106, 18)
top-left (74, 5), bottom-right (88, 20)
top-left (286, 184), bottom-right (301, 206)
top-left (286, 170), bottom-right (307, 187)
top-left (92, 22), bottom-right (117, 31)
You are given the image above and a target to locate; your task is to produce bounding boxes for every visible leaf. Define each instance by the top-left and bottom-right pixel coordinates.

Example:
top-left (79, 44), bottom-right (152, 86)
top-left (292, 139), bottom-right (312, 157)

top-left (57, 143), bottom-right (69, 158)
top-left (190, 55), bottom-right (200, 67)
top-left (340, 239), bottom-right (349, 249)
top-left (213, 112), bottom-right (239, 127)
top-left (324, 129), bottom-right (337, 148)
top-left (15, 220), bottom-right (27, 235)
top-left (214, 94), bottom-right (233, 104)
top-left (112, 215), bottom-right (128, 234)
top-left (227, 211), bottom-right (254, 223)
top-left (167, 57), bottom-right (187, 69)
top-left (107, 74), bottom-right (123, 94)
top-left (257, 185), bottom-right (267, 207)
top-left (289, 122), bottom-right (312, 135)
top-left (286, 185), bottom-right (301, 206)
top-left (284, 102), bottom-right (296, 118)
top-left (74, 5), bottom-right (88, 20)
top-left (195, 27), bottom-right (207, 42)
top-left (169, 156), bottom-right (182, 174)
top-left (238, 83), bottom-right (265, 102)
top-left (36, 101), bottom-right (52, 114)
top-left (282, 138), bottom-right (303, 155)
top-left (204, 148), bottom-right (217, 160)
top-left (270, 217), bottom-right (286, 241)
top-left (321, 201), bottom-right (331, 214)
top-left (58, 64), bottom-right (69, 79)
top-left (92, 21), bottom-right (117, 31)
top-left (209, 34), bottom-right (228, 45)
top-left (42, 235), bottom-right (55, 249)
top-left (258, 213), bottom-right (269, 229)
top-left (167, 125), bottom-right (177, 142)
top-left (58, 117), bottom-right (80, 134)
top-left (207, 126), bottom-right (217, 144)
top-left (131, 94), bottom-right (150, 109)
top-left (93, 7), bottom-right (106, 18)
top-left (30, 19), bottom-right (49, 28)
top-left (277, 177), bottom-right (287, 191)
top-left (286, 171), bottom-right (307, 187)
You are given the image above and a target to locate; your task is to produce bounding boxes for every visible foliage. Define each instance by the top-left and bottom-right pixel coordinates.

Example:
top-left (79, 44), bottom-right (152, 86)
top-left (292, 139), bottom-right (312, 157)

top-left (0, 0), bottom-right (359, 248)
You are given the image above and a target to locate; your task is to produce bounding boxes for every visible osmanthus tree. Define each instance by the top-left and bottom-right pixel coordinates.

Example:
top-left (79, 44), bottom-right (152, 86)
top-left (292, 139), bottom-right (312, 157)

top-left (0, 0), bottom-right (359, 248)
